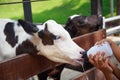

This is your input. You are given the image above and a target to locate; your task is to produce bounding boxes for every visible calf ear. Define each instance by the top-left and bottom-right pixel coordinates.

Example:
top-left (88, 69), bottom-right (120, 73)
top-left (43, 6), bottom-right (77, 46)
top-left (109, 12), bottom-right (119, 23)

top-left (18, 19), bottom-right (39, 35)
top-left (44, 23), bottom-right (60, 40)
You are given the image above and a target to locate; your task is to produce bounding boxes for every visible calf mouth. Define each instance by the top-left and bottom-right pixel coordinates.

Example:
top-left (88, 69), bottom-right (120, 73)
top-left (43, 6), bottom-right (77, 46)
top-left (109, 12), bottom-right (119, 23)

top-left (73, 51), bottom-right (88, 66)
top-left (70, 58), bottom-right (84, 66)
top-left (67, 51), bottom-right (94, 71)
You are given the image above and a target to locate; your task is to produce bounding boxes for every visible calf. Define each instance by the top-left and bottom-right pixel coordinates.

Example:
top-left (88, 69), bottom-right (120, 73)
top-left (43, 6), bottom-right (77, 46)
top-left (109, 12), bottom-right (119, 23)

top-left (65, 15), bottom-right (103, 38)
top-left (64, 15), bottom-right (103, 70)
top-left (0, 19), bottom-right (85, 65)
top-left (50, 15), bottom-right (103, 80)
top-left (0, 19), bottom-right (87, 80)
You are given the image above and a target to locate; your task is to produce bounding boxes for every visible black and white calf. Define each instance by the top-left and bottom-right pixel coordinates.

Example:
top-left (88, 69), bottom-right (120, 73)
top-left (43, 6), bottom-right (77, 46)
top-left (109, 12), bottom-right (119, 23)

top-left (0, 19), bottom-right (85, 65)
top-left (65, 15), bottom-right (103, 38)
top-left (63, 14), bottom-right (103, 71)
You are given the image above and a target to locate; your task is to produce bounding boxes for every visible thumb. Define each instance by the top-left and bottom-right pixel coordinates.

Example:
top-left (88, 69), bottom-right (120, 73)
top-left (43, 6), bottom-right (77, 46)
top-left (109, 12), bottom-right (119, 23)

top-left (105, 56), bottom-right (110, 64)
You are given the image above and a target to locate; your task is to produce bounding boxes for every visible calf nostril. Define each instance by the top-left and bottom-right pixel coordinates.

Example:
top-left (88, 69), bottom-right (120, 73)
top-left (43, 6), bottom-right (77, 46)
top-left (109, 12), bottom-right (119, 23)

top-left (80, 51), bottom-right (84, 54)
top-left (82, 51), bottom-right (88, 58)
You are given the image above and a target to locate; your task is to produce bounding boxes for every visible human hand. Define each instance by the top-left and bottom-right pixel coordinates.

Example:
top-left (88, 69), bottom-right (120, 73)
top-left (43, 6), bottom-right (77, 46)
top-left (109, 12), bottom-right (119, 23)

top-left (95, 38), bottom-right (113, 46)
top-left (88, 51), bottom-right (113, 73)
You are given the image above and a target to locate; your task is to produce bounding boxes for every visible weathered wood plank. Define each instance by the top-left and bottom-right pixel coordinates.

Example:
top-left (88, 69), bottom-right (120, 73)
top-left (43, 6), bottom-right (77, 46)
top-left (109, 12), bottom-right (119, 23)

top-left (0, 54), bottom-right (59, 80)
top-left (73, 29), bottom-right (106, 50)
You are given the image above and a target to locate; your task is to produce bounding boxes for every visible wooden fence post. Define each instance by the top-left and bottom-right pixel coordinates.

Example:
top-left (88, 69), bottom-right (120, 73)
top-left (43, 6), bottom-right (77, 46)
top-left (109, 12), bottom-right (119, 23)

top-left (91, 0), bottom-right (103, 15)
top-left (22, 0), bottom-right (33, 22)
top-left (116, 0), bottom-right (120, 25)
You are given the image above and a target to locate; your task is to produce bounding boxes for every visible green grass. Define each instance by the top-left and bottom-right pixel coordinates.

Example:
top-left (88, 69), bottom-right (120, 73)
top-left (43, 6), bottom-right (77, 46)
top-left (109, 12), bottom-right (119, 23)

top-left (31, 0), bottom-right (91, 24)
top-left (0, 0), bottom-right (117, 24)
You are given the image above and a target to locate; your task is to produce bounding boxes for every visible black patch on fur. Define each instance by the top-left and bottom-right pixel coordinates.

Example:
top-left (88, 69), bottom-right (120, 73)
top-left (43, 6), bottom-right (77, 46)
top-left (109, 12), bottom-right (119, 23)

top-left (16, 39), bottom-right (39, 55)
top-left (18, 19), bottom-right (39, 35)
top-left (4, 22), bottom-right (18, 47)
top-left (65, 15), bottom-right (103, 38)
top-left (64, 18), bottom-right (77, 38)
top-left (38, 23), bottom-right (59, 45)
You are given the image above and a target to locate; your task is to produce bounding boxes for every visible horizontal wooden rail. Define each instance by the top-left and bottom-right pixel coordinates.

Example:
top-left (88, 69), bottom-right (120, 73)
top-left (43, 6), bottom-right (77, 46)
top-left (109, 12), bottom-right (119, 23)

top-left (0, 54), bottom-right (59, 80)
top-left (73, 29), bottom-right (106, 50)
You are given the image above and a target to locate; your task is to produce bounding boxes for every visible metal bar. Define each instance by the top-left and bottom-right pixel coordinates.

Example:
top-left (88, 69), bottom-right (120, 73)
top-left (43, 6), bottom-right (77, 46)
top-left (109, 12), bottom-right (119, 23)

top-left (103, 15), bottom-right (120, 29)
top-left (105, 15), bottom-right (120, 22)
top-left (23, 0), bottom-right (33, 22)
top-left (91, 0), bottom-right (98, 15)
top-left (110, 0), bottom-right (114, 16)
top-left (73, 67), bottom-right (96, 80)
top-left (116, 0), bottom-right (120, 15)
top-left (97, 0), bottom-right (103, 15)
top-left (102, 17), bottom-right (106, 29)
top-left (107, 25), bottom-right (120, 36)
top-left (0, 0), bottom-right (48, 5)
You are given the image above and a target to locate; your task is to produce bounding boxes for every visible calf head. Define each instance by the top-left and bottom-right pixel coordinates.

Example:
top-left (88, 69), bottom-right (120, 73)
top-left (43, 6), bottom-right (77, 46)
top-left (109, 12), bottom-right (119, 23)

top-left (65, 15), bottom-right (103, 38)
top-left (18, 19), bottom-right (85, 65)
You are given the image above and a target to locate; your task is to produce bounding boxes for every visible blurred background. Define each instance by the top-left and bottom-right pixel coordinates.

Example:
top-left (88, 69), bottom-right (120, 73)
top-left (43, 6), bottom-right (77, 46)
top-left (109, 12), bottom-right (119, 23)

top-left (0, 0), bottom-right (117, 24)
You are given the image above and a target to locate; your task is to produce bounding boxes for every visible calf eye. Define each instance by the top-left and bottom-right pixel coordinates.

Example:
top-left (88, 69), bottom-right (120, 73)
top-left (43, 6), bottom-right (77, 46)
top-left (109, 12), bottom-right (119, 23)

top-left (51, 33), bottom-right (61, 40)
top-left (55, 35), bottom-right (61, 40)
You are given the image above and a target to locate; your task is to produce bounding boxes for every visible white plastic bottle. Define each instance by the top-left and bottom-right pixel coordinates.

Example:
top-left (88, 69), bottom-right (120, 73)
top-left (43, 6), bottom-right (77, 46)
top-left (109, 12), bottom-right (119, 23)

top-left (87, 42), bottom-right (113, 57)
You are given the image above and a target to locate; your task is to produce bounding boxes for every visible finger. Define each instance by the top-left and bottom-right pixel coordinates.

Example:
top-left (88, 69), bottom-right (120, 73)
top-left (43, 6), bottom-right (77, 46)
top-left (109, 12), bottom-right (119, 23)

top-left (98, 55), bottom-right (104, 61)
top-left (98, 57), bottom-right (104, 65)
top-left (95, 39), bottom-right (106, 46)
top-left (95, 42), bottom-right (99, 45)
top-left (100, 39), bottom-right (107, 45)
top-left (88, 54), bottom-right (94, 64)
top-left (105, 57), bottom-right (110, 64)
top-left (93, 52), bottom-right (100, 65)
top-left (95, 41), bottom-right (102, 45)
top-left (109, 61), bottom-right (115, 69)
top-left (98, 53), bottom-right (104, 65)
top-left (101, 39), bottom-right (109, 44)
top-left (89, 54), bottom-right (93, 58)
top-left (101, 51), bottom-right (105, 57)
top-left (98, 52), bottom-right (103, 61)
top-left (106, 59), bottom-right (113, 72)
top-left (102, 39), bottom-right (106, 43)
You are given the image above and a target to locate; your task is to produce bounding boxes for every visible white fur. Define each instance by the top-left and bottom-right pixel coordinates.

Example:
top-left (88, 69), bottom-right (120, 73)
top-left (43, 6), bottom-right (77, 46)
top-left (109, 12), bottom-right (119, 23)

top-left (70, 14), bottom-right (80, 19)
top-left (0, 19), bottom-right (32, 60)
top-left (36, 20), bottom-right (85, 65)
